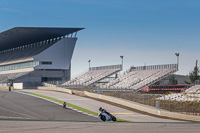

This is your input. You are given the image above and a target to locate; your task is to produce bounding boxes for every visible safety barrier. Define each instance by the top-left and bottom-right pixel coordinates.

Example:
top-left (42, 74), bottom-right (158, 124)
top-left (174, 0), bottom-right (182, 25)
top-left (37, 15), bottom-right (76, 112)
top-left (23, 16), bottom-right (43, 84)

top-left (35, 86), bottom-right (200, 122)
top-left (84, 91), bottom-right (200, 122)
top-left (0, 86), bottom-right (9, 90)
top-left (37, 86), bottom-right (72, 94)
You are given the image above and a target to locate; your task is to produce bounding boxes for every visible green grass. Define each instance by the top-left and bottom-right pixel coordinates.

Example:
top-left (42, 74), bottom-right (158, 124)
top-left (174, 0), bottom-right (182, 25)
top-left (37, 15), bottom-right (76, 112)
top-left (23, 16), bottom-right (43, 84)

top-left (115, 119), bottom-right (131, 122)
top-left (66, 102), bottom-right (98, 116)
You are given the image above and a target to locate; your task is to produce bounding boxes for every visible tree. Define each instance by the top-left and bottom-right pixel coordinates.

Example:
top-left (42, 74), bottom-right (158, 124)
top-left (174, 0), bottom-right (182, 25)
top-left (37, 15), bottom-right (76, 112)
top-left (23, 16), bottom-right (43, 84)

top-left (189, 60), bottom-right (200, 84)
top-left (169, 74), bottom-right (178, 85)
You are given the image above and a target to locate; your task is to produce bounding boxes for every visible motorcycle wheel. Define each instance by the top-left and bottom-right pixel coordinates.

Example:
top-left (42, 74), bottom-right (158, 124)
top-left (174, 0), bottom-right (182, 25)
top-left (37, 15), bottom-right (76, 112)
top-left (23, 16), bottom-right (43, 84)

top-left (111, 116), bottom-right (117, 121)
top-left (100, 115), bottom-right (106, 121)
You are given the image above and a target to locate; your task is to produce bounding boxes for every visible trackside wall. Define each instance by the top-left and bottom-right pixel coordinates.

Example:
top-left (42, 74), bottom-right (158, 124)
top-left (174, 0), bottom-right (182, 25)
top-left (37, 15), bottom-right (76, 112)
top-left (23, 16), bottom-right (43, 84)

top-left (35, 87), bottom-right (200, 121)
top-left (84, 91), bottom-right (200, 122)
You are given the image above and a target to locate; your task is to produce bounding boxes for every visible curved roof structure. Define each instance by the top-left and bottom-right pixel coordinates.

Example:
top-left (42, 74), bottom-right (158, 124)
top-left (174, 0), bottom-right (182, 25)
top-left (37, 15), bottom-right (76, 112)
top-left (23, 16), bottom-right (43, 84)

top-left (0, 27), bottom-right (84, 51)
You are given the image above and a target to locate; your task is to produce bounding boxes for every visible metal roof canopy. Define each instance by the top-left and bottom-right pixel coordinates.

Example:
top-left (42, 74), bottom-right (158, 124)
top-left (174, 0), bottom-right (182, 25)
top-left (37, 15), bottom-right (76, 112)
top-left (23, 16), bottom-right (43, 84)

top-left (0, 27), bottom-right (84, 51)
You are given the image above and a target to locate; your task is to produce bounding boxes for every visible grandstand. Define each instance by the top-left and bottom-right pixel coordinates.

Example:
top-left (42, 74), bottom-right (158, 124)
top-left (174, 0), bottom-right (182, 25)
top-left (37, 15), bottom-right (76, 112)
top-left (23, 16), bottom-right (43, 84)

top-left (156, 85), bottom-right (200, 102)
top-left (62, 64), bottom-right (122, 87)
top-left (185, 85), bottom-right (200, 93)
top-left (0, 27), bottom-right (83, 89)
top-left (102, 64), bottom-right (178, 91)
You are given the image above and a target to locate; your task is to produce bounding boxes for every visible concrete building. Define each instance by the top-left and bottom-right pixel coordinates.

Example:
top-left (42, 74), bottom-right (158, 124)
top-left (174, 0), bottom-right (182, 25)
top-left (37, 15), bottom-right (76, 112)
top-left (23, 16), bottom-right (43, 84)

top-left (0, 27), bottom-right (83, 89)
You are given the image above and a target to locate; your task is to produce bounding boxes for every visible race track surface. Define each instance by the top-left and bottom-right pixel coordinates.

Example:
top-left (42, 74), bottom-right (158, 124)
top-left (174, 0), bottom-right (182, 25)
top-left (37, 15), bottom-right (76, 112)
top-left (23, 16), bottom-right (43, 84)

top-left (0, 90), bottom-right (99, 121)
top-left (1, 120), bottom-right (200, 133)
top-left (1, 90), bottom-right (200, 133)
top-left (24, 89), bottom-right (181, 122)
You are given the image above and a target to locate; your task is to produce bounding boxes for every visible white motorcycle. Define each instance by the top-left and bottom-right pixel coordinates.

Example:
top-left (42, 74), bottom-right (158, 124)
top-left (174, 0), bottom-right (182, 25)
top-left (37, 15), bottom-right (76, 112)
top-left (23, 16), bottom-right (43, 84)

top-left (98, 107), bottom-right (116, 122)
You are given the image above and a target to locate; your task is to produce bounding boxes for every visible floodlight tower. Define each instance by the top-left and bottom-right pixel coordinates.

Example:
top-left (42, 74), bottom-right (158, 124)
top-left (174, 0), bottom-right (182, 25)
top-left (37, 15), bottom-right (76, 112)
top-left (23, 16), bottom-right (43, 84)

top-left (88, 60), bottom-right (91, 70)
top-left (175, 53), bottom-right (180, 70)
top-left (120, 56), bottom-right (124, 70)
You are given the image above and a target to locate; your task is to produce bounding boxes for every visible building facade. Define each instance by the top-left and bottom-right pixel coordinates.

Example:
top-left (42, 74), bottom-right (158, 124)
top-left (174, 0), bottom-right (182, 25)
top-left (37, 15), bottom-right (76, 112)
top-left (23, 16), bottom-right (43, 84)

top-left (0, 27), bottom-right (83, 88)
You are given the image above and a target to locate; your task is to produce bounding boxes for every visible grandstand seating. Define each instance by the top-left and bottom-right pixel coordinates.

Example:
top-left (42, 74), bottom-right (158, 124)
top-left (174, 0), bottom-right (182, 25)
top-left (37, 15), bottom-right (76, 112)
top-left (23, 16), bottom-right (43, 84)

top-left (0, 27), bottom-right (83, 88)
top-left (102, 64), bottom-right (177, 91)
top-left (185, 85), bottom-right (200, 93)
top-left (0, 40), bottom-right (59, 84)
top-left (62, 65), bottom-right (122, 86)
top-left (0, 71), bottom-right (30, 83)
top-left (0, 40), bottom-right (57, 63)
top-left (153, 85), bottom-right (200, 102)
top-left (159, 91), bottom-right (200, 102)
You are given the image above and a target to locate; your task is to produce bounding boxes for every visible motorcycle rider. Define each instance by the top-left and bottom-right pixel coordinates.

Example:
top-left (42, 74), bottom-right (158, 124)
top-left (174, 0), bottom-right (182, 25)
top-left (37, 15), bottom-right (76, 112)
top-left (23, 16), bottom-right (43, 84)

top-left (99, 107), bottom-right (116, 121)
top-left (99, 107), bottom-right (109, 114)
top-left (63, 102), bottom-right (66, 108)
top-left (99, 107), bottom-right (111, 120)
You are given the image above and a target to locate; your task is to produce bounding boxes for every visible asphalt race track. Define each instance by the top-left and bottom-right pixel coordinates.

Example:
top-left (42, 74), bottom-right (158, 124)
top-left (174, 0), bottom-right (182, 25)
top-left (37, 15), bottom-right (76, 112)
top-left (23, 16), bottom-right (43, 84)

top-left (1, 90), bottom-right (200, 133)
top-left (1, 120), bottom-right (200, 133)
top-left (0, 90), bottom-right (99, 121)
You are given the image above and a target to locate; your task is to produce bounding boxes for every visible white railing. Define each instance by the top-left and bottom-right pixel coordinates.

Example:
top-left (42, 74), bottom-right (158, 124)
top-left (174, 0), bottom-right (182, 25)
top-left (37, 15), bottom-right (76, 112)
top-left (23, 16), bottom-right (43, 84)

top-left (89, 64), bottom-right (122, 71)
top-left (130, 64), bottom-right (178, 71)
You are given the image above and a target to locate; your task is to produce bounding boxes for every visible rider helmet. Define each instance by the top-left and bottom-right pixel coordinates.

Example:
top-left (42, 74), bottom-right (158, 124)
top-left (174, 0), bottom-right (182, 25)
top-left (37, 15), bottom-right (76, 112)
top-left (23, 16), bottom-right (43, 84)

top-left (99, 107), bottom-right (102, 111)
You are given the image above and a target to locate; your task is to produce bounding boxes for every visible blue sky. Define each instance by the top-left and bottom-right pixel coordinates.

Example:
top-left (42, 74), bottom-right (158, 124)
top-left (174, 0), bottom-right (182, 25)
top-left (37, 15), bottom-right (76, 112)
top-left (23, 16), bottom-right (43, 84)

top-left (0, 0), bottom-right (200, 76)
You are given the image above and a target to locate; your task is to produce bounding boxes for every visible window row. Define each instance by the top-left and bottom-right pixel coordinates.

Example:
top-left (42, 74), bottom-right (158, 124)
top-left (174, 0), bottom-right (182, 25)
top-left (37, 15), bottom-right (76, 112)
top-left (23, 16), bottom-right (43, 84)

top-left (0, 61), bottom-right (39, 71)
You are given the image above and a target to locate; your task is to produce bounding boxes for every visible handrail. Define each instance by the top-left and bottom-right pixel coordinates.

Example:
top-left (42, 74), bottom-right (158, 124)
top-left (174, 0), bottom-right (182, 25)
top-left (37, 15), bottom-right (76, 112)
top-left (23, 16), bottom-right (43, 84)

top-left (130, 64), bottom-right (178, 71)
top-left (89, 64), bottom-right (122, 71)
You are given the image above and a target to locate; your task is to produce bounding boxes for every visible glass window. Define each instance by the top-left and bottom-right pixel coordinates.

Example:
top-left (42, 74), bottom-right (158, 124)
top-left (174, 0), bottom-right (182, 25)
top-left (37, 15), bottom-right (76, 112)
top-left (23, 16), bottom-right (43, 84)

top-left (0, 61), bottom-right (39, 71)
top-left (41, 61), bottom-right (52, 65)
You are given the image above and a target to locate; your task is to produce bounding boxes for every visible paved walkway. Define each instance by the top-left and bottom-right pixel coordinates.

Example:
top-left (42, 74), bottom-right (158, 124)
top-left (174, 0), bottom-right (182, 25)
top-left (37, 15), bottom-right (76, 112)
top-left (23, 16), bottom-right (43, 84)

top-left (22, 89), bottom-right (182, 122)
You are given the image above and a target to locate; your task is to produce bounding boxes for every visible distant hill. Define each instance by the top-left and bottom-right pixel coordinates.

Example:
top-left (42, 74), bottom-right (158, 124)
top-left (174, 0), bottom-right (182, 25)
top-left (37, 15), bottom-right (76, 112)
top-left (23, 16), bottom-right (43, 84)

top-left (174, 74), bottom-right (190, 84)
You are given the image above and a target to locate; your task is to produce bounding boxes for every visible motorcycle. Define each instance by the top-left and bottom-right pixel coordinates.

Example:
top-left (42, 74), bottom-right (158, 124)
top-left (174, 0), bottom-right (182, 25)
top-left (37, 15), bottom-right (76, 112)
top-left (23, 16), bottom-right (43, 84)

top-left (62, 102), bottom-right (66, 108)
top-left (98, 107), bottom-right (116, 122)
